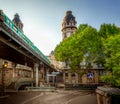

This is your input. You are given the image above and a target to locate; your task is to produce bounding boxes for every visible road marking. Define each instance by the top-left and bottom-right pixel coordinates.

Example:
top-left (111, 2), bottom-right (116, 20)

top-left (21, 92), bottom-right (44, 104)
top-left (63, 93), bottom-right (91, 104)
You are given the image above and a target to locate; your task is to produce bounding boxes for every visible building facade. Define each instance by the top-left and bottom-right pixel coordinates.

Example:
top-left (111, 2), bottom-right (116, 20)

top-left (47, 51), bottom-right (63, 71)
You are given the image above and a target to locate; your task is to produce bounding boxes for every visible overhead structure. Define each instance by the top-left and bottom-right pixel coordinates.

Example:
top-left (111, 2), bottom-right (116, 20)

top-left (0, 10), bottom-right (50, 67)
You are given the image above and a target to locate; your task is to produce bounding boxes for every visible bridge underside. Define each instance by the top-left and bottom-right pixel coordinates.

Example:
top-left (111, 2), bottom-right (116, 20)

top-left (0, 31), bottom-right (36, 68)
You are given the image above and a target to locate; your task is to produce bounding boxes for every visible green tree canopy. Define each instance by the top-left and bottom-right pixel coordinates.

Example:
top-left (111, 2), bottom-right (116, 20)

top-left (99, 23), bottom-right (120, 38)
top-left (101, 34), bottom-right (120, 86)
top-left (55, 24), bottom-right (100, 70)
top-left (55, 23), bottom-right (120, 86)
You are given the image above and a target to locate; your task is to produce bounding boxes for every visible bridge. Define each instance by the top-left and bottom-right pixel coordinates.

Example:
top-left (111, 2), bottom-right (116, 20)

top-left (0, 10), bottom-right (56, 90)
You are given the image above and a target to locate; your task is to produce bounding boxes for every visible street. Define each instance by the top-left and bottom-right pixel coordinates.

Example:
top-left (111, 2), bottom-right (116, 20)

top-left (0, 90), bottom-right (97, 104)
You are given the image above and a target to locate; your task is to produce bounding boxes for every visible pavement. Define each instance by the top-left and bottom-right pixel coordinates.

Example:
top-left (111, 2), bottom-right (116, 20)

top-left (66, 93), bottom-right (97, 104)
top-left (0, 90), bottom-right (97, 104)
top-left (0, 91), bottom-right (41, 104)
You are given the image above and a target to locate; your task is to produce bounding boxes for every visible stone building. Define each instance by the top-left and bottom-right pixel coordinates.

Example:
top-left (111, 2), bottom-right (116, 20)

top-left (49, 11), bottom-right (104, 84)
top-left (48, 11), bottom-right (77, 71)
top-left (47, 51), bottom-right (63, 71)
top-left (62, 11), bottom-right (77, 40)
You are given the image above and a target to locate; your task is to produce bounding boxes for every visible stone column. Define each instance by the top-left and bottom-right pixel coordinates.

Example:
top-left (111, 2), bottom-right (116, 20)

top-left (31, 70), bottom-right (33, 79)
top-left (75, 73), bottom-right (79, 83)
top-left (12, 62), bottom-right (16, 78)
top-left (94, 70), bottom-right (99, 83)
top-left (34, 63), bottom-right (39, 87)
top-left (40, 66), bottom-right (44, 87)
top-left (63, 71), bottom-right (66, 83)
top-left (31, 69), bottom-right (34, 87)
top-left (82, 74), bottom-right (87, 84)
top-left (46, 68), bottom-right (49, 84)
top-left (68, 72), bottom-right (72, 83)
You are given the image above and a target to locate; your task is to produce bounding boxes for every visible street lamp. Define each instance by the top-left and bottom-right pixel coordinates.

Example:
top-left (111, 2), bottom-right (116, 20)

top-left (0, 61), bottom-right (8, 96)
top-left (3, 61), bottom-right (8, 68)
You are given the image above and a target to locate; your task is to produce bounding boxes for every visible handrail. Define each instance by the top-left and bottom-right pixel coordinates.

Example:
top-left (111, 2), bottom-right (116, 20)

top-left (0, 10), bottom-right (50, 64)
top-left (15, 78), bottom-right (33, 90)
top-left (5, 78), bottom-right (13, 88)
top-left (25, 86), bottom-right (55, 91)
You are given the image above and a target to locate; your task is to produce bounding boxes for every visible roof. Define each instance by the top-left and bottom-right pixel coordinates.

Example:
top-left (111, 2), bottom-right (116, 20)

top-left (50, 50), bottom-right (54, 55)
top-left (63, 11), bottom-right (77, 24)
top-left (12, 13), bottom-right (22, 25)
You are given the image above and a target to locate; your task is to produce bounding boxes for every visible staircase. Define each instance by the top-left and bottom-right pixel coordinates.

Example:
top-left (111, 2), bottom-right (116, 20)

top-left (6, 78), bottom-right (34, 90)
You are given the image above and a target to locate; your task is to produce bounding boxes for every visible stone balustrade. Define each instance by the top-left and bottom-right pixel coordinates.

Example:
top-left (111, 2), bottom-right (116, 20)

top-left (96, 86), bottom-right (120, 104)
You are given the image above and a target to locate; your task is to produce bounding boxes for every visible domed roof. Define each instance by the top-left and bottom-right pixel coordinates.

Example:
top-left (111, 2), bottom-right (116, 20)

top-left (12, 13), bottom-right (23, 31)
top-left (50, 50), bottom-right (54, 55)
top-left (63, 11), bottom-right (76, 24)
top-left (12, 13), bottom-right (22, 25)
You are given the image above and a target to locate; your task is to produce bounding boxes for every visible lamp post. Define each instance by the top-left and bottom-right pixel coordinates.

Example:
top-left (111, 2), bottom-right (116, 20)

top-left (1, 61), bottom-right (8, 96)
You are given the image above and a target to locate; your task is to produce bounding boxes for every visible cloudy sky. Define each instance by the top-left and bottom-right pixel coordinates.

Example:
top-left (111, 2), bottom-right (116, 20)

top-left (0, 0), bottom-right (120, 55)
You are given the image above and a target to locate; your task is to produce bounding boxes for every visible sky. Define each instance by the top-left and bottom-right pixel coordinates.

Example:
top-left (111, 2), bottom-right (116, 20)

top-left (0, 0), bottom-right (120, 55)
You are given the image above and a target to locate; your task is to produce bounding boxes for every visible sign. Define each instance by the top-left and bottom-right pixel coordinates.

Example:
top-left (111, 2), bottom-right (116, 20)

top-left (47, 74), bottom-right (56, 77)
top-left (52, 71), bottom-right (60, 75)
top-left (87, 73), bottom-right (93, 78)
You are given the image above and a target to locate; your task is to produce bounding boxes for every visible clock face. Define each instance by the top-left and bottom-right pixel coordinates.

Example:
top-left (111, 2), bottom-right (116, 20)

top-left (66, 32), bottom-right (71, 37)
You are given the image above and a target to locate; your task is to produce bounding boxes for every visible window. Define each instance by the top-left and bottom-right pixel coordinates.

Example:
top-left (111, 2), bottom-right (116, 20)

top-left (65, 73), bottom-right (68, 76)
top-left (72, 73), bottom-right (75, 77)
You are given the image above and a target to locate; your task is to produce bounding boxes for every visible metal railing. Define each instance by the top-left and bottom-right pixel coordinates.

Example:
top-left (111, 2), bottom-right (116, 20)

top-left (0, 10), bottom-right (50, 64)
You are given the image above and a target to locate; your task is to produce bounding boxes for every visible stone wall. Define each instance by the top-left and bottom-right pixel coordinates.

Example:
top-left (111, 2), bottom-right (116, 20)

top-left (96, 87), bottom-right (120, 104)
top-left (63, 69), bottom-right (102, 84)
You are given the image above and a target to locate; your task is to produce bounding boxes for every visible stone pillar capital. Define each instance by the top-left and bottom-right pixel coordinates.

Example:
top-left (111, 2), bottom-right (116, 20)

top-left (34, 63), bottom-right (39, 68)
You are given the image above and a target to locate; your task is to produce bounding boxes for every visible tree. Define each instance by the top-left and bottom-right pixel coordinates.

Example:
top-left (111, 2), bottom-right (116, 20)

top-left (98, 23), bottom-right (120, 87)
top-left (55, 24), bottom-right (100, 70)
top-left (55, 23), bottom-right (120, 87)
top-left (99, 23), bottom-right (120, 38)
top-left (95, 24), bottom-right (120, 67)
top-left (101, 34), bottom-right (120, 86)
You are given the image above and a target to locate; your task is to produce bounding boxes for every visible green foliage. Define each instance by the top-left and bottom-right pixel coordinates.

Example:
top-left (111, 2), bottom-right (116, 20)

top-left (102, 34), bottom-right (120, 86)
top-left (99, 23), bottom-right (120, 38)
top-left (99, 24), bottom-right (120, 87)
top-left (77, 70), bottom-right (85, 77)
top-left (55, 24), bottom-right (100, 70)
top-left (55, 23), bottom-right (120, 86)
top-left (101, 74), bottom-right (120, 86)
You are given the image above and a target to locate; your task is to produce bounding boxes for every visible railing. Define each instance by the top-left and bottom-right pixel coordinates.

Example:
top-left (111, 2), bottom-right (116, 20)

top-left (15, 78), bottom-right (33, 90)
top-left (5, 77), bottom-right (20, 89)
top-left (5, 78), bottom-right (13, 88)
top-left (25, 86), bottom-right (55, 92)
top-left (0, 10), bottom-right (50, 64)
top-left (64, 83), bottom-right (104, 90)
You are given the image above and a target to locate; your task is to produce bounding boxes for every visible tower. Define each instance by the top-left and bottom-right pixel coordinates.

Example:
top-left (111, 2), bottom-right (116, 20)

top-left (12, 13), bottom-right (23, 31)
top-left (62, 11), bottom-right (77, 40)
